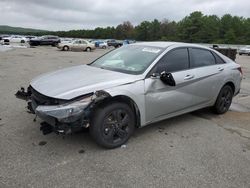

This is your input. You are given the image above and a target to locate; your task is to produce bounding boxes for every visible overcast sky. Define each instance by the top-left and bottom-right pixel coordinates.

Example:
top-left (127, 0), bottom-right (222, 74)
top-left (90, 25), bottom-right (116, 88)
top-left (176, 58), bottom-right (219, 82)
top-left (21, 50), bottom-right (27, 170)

top-left (1, 0), bottom-right (250, 31)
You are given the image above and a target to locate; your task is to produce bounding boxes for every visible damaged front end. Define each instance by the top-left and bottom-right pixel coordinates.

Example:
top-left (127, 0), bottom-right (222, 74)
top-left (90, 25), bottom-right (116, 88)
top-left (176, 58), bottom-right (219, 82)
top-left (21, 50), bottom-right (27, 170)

top-left (15, 86), bottom-right (110, 135)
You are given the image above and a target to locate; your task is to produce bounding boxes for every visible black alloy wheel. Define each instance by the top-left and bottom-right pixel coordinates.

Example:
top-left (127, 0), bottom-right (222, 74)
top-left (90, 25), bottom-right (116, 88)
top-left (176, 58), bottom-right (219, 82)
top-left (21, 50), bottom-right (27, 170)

top-left (90, 102), bottom-right (135, 149)
top-left (214, 85), bottom-right (233, 114)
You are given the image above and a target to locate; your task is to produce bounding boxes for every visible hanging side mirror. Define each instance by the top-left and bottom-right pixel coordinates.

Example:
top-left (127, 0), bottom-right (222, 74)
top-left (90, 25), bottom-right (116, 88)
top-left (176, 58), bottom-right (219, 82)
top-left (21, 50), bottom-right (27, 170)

top-left (160, 71), bottom-right (176, 86)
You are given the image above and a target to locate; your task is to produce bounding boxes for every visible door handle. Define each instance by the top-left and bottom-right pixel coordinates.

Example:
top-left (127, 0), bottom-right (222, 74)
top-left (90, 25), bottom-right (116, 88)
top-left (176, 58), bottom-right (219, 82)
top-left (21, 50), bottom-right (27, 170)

top-left (184, 75), bottom-right (194, 80)
top-left (218, 67), bottom-right (224, 71)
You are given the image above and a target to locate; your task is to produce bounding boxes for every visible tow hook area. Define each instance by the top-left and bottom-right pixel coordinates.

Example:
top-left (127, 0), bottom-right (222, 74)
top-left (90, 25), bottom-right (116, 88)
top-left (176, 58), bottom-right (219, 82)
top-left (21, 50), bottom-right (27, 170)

top-left (40, 122), bottom-right (73, 135)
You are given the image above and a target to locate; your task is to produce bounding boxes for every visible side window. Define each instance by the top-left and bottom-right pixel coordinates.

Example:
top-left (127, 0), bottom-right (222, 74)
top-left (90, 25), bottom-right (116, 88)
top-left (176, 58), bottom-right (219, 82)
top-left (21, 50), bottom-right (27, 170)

top-left (191, 48), bottom-right (216, 68)
top-left (156, 48), bottom-right (189, 73)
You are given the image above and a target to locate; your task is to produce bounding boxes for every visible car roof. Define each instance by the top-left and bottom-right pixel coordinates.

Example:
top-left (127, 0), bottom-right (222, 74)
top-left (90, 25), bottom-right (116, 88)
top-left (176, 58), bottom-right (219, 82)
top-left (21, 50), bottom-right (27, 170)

top-left (132, 41), bottom-right (209, 49)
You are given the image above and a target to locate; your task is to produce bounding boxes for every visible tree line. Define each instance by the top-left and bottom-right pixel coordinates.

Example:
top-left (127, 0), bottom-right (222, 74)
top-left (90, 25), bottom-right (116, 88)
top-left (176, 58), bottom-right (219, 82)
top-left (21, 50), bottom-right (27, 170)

top-left (7, 11), bottom-right (250, 44)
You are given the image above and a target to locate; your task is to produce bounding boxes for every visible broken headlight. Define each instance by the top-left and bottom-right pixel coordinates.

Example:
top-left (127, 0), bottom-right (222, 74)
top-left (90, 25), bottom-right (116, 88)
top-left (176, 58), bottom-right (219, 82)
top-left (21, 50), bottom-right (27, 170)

top-left (35, 95), bottom-right (93, 123)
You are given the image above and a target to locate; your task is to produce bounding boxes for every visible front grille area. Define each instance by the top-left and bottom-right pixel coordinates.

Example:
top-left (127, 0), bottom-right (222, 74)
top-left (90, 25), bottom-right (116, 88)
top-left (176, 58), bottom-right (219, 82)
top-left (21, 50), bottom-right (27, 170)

top-left (30, 86), bottom-right (67, 106)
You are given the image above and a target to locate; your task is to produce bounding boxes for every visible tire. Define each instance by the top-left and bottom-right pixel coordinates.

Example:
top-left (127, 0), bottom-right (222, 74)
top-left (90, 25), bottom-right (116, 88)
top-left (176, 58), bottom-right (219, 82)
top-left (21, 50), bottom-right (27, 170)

top-left (102, 46), bottom-right (107, 49)
top-left (20, 40), bottom-right (25, 43)
top-left (86, 47), bottom-right (91, 52)
top-left (90, 102), bottom-right (135, 149)
top-left (63, 46), bottom-right (69, 51)
top-left (213, 85), bottom-right (233, 114)
top-left (239, 53), bottom-right (242, 55)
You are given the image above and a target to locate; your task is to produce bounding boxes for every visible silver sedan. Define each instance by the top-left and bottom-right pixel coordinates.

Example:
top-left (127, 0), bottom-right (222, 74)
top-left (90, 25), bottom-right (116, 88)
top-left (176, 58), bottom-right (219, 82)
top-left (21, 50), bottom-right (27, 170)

top-left (57, 39), bottom-right (95, 52)
top-left (16, 42), bottom-right (242, 148)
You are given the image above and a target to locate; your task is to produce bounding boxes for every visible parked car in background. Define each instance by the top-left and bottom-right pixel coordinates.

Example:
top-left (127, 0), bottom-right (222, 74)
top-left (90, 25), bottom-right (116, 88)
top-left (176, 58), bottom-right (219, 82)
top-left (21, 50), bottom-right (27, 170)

top-left (0, 34), bottom-right (9, 41)
top-left (25, 36), bottom-right (36, 41)
top-left (29, 35), bottom-right (61, 46)
top-left (106, 39), bottom-right (123, 48)
top-left (60, 38), bottom-right (73, 43)
top-left (57, 39), bottom-right (95, 52)
top-left (98, 41), bottom-right (108, 49)
top-left (123, 39), bottom-right (136, 45)
top-left (2, 35), bottom-right (27, 44)
top-left (16, 42), bottom-right (242, 149)
top-left (91, 40), bottom-right (103, 47)
top-left (238, 46), bottom-right (250, 55)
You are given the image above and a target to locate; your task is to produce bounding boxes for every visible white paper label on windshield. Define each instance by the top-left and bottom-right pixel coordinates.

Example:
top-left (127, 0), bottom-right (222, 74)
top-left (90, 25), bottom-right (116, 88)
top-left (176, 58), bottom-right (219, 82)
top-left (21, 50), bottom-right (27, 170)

top-left (142, 47), bottom-right (161, 53)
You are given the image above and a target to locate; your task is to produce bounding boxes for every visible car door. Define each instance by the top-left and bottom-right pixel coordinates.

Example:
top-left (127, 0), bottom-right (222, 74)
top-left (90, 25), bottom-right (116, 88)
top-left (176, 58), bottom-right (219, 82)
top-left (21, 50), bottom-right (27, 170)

top-left (80, 40), bottom-right (87, 50)
top-left (40, 36), bottom-right (48, 45)
top-left (12, 36), bottom-right (18, 43)
top-left (144, 48), bottom-right (197, 123)
top-left (189, 48), bottom-right (227, 106)
top-left (71, 40), bottom-right (80, 50)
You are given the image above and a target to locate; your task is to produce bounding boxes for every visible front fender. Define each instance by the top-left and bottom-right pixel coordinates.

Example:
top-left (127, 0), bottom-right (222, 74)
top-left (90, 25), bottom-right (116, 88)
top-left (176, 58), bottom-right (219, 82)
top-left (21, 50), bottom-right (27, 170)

top-left (104, 80), bottom-right (147, 126)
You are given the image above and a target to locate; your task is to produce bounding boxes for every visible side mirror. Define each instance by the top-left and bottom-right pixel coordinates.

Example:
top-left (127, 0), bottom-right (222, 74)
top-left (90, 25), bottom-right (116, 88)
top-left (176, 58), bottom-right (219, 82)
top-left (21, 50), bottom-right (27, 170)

top-left (160, 71), bottom-right (176, 86)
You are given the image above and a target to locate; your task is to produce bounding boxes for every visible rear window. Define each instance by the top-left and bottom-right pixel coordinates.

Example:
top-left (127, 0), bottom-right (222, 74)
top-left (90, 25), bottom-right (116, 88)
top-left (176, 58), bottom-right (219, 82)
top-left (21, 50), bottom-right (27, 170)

top-left (212, 52), bottom-right (225, 64)
top-left (191, 48), bottom-right (216, 68)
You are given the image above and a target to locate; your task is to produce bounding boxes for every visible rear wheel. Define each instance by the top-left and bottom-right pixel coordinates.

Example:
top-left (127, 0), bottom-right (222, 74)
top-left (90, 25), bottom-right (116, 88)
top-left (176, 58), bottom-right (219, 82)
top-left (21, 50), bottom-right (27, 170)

top-left (86, 47), bottom-right (91, 52)
top-left (213, 85), bottom-right (233, 114)
top-left (90, 102), bottom-right (135, 149)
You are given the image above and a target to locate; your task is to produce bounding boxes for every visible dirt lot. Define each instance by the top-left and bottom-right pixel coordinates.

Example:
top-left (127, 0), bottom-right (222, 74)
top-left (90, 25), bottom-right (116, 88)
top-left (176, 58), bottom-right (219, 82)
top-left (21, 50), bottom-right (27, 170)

top-left (0, 46), bottom-right (250, 188)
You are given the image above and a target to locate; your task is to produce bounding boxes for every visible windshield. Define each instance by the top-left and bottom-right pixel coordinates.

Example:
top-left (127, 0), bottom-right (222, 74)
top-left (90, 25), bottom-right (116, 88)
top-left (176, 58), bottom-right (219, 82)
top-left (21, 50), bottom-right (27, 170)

top-left (90, 45), bottom-right (163, 74)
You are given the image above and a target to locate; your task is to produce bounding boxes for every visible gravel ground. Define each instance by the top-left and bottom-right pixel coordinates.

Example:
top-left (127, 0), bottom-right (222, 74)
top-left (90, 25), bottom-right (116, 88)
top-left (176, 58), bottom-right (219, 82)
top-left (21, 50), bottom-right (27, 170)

top-left (0, 45), bottom-right (250, 188)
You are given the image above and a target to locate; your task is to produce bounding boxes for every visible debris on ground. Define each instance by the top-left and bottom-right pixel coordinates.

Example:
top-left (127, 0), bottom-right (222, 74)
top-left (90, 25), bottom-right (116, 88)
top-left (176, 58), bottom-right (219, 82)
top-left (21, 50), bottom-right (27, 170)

top-left (121, 144), bottom-right (127, 149)
top-left (38, 141), bottom-right (47, 146)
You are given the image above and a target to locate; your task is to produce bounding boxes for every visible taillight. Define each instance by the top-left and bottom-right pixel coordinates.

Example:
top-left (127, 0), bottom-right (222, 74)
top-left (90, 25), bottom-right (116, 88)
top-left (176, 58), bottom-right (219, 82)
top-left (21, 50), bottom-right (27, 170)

top-left (237, 67), bottom-right (243, 75)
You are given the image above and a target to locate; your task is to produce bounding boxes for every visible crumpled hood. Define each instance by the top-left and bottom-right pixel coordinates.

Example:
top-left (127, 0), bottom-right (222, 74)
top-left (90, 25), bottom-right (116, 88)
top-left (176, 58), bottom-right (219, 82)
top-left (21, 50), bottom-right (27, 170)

top-left (31, 65), bottom-right (138, 100)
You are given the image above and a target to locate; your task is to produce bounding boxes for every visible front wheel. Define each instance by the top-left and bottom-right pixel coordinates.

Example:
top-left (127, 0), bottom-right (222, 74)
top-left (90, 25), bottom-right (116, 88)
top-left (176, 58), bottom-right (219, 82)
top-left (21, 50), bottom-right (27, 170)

top-left (213, 85), bottom-right (233, 114)
top-left (90, 102), bottom-right (135, 149)
top-left (86, 47), bottom-right (91, 52)
top-left (63, 46), bottom-right (69, 51)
